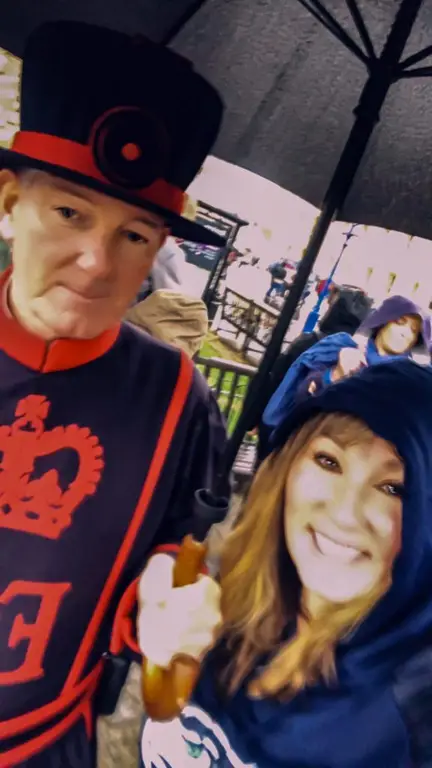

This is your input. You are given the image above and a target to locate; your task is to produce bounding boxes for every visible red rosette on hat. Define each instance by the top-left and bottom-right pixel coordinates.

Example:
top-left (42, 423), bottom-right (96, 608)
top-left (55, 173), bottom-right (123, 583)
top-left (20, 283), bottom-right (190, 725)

top-left (91, 107), bottom-right (170, 190)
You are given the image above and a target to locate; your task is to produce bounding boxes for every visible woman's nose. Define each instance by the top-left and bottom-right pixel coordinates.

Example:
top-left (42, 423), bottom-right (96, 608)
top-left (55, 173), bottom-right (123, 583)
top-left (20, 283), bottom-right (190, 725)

top-left (329, 487), bottom-right (364, 530)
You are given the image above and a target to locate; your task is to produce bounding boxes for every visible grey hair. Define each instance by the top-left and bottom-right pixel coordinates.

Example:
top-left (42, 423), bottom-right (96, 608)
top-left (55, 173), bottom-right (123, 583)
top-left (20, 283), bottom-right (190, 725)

top-left (16, 167), bottom-right (47, 187)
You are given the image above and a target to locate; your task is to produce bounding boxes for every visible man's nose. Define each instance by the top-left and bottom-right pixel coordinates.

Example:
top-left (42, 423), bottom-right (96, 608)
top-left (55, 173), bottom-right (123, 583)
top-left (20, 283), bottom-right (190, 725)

top-left (75, 232), bottom-right (111, 278)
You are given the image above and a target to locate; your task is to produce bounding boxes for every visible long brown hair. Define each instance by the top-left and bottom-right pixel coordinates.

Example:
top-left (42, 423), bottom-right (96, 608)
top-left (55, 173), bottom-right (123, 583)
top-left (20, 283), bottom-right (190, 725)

top-left (218, 413), bottom-right (393, 700)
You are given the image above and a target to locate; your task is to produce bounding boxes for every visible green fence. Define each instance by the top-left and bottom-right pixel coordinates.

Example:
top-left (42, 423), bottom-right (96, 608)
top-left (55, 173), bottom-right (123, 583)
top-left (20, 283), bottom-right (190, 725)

top-left (196, 355), bottom-right (257, 435)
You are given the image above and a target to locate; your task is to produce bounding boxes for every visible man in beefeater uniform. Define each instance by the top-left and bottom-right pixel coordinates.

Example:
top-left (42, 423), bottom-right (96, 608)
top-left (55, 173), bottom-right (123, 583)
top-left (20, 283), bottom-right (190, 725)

top-left (0, 20), bottom-right (228, 768)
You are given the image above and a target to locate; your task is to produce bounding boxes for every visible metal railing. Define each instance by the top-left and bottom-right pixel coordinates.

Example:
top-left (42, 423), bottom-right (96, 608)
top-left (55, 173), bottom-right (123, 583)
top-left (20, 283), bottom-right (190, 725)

top-left (195, 355), bottom-right (257, 434)
top-left (219, 288), bottom-right (279, 353)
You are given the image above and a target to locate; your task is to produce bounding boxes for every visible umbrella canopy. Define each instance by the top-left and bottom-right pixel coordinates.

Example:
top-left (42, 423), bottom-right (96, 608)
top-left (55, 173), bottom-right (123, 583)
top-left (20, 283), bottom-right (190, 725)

top-left (172, 0), bottom-right (432, 243)
top-left (1, 1), bottom-right (432, 240)
top-left (1, 0), bottom-right (431, 478)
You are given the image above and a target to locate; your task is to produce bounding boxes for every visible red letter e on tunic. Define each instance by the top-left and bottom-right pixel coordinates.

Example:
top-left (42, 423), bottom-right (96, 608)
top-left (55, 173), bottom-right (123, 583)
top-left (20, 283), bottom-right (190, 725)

top-left (0, 581), bottom-right (71, 685)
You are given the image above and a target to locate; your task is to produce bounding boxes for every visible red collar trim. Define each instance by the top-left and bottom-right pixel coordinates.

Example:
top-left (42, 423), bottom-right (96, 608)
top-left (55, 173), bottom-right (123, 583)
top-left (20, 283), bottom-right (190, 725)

top-left (0, 270), bottom-right (120, 372)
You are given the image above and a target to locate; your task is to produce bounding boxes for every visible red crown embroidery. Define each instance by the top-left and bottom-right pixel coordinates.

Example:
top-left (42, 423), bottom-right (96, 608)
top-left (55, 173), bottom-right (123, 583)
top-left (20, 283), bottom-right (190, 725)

top-left (0, 395), bottom-right (104, 540)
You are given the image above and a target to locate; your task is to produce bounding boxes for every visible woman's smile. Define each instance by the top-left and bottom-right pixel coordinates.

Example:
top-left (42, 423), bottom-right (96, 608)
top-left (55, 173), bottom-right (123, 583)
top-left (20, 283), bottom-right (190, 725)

top-left (310, 527), bottom-right (367, 564)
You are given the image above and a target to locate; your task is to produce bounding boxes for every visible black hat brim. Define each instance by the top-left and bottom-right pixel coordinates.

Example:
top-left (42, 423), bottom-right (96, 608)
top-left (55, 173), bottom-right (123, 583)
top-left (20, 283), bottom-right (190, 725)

top-left (0, 147), bottom-right (226, 248)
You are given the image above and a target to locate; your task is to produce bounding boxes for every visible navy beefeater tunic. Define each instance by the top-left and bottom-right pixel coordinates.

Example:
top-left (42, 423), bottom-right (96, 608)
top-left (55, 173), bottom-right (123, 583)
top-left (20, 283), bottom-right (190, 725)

top-left (0, 272), bottom-right (226, 767)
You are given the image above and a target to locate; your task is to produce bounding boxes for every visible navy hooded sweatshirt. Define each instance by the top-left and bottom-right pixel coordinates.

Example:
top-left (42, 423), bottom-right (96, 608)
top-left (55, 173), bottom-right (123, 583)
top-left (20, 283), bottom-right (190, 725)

top-left (141, 359), bottom-right (432, 767)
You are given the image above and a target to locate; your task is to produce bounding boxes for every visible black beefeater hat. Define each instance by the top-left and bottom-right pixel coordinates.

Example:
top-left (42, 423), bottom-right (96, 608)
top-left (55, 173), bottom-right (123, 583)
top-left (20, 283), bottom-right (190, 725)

top-left (0, 21), bottom-right (225, 246)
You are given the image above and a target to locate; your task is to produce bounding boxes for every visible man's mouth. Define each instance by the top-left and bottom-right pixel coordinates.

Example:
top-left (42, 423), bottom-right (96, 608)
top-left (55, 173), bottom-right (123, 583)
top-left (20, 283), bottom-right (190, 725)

top-left (61, 284), bottom-right (108, 301)
top-left (311, 528), bottom-right (366, 564)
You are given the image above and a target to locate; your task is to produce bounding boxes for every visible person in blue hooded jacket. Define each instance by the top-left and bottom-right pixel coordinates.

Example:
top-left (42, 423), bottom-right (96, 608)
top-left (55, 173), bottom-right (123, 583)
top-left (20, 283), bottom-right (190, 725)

top-left (254, 287), bottom-right (371, 465)
top-left (139, 359), bottom-right (432, 767)
top-left (262, 295), bottom-right (431, 453)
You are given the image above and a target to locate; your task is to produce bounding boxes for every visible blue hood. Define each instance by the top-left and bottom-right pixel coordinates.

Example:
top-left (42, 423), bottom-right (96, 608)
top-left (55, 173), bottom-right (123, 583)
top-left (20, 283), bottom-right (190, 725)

top-left (192, 361), bottom-right (432, 768)
top-left (360, 294), bottom-right (431, 352)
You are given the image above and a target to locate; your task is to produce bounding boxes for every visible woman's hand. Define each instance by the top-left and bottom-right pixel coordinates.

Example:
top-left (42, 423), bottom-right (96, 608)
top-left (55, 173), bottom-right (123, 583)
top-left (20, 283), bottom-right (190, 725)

top-left (332, 347), bottom-right (367, 382)
top-left (137, 554), bottom-right (221, 668)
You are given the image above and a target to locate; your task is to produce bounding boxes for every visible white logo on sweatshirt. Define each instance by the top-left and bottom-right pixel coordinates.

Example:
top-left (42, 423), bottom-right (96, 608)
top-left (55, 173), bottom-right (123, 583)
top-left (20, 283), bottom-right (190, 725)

top-left (141, 704), bottom-right (256, 767)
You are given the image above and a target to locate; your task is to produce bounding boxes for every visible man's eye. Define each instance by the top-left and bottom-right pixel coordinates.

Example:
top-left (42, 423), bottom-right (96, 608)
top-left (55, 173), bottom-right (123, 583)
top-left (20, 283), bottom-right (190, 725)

top-left (54, 206), bottom-right (80, 221)
top-left (314, 452), bottom-right (340, 472)
top-left (124, 230), bottom-right (149, 244)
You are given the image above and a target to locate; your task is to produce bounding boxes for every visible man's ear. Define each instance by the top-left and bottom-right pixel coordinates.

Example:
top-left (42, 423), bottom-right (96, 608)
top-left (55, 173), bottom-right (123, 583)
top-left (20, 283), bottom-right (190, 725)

top-left (0, 170), bottom-right (20, 216)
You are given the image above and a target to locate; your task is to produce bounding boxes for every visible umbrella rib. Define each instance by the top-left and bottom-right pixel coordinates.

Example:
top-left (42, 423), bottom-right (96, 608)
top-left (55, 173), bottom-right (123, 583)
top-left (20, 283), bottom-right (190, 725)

top-left (159, 0), bottom-right (210, 45)
top-left (397, 65), bottom-right (432, 79)
top-left (399, 44), bottom-right (432, 71)
top-left (296, 0), bottom-right (371, 67)
top-left (345, 0), bottom-right (377, 60)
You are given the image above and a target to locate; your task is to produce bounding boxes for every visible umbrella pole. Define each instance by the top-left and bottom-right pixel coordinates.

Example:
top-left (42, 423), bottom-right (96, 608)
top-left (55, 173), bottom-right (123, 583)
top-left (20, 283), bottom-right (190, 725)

top-left (221, 0), bottom-right (424, 483)
top-left (202, 220), bottom-right (243, 308)
top-left (302, 223), bottom-right (359, 333)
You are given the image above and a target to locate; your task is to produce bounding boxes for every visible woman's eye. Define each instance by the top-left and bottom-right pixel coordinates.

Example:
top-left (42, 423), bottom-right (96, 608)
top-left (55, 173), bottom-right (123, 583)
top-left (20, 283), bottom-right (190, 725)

top-left (314, 452), bottom-right (340, 471)
top-left (124, 230), bottom-right (149, 245)
top-left (55, 206), bottom-right (79, 221)
top-left (380, 483), bottom-right (405, 498)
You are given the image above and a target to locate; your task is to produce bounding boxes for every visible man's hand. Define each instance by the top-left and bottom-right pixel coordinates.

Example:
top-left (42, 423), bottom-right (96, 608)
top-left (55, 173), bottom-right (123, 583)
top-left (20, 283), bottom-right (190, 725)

top-left (137, 554), bottom-right (221, 669)
top-left (332, 347), bottom-right (367, 383)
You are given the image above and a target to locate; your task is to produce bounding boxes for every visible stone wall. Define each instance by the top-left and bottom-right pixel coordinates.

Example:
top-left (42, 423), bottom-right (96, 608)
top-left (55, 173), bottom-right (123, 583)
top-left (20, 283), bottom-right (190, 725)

top-left (0, 49), bottom-right (20, 148)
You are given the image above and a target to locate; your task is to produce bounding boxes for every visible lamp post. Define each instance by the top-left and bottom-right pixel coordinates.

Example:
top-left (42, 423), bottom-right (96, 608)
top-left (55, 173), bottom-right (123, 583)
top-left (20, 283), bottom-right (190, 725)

top-left (302, 223), bottom-right (360, 333)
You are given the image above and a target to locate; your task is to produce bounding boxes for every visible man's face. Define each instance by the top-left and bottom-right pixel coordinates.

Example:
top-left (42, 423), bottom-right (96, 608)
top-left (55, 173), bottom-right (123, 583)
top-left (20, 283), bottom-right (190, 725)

top-left (5, 171), bottom-right (167, 340)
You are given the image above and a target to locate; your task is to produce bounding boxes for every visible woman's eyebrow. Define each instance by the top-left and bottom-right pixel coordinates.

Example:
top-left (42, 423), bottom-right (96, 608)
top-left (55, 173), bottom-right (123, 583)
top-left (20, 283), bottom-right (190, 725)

top-left (317, 435), bottom-right (343, 449)
top-left (381, 457), bottom-right (404, 472)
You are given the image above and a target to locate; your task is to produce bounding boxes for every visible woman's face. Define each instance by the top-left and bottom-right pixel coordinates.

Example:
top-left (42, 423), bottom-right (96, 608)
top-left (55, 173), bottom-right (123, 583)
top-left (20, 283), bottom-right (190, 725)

top-left (284, 430), bottom-right (404, 608)
top-left (376, 314), bottom-right (421, 355)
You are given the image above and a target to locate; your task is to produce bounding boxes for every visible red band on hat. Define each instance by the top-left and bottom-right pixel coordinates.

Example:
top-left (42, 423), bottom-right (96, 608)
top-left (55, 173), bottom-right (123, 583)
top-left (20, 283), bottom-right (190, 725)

top-left (10, 131), bottom-right (185, 215)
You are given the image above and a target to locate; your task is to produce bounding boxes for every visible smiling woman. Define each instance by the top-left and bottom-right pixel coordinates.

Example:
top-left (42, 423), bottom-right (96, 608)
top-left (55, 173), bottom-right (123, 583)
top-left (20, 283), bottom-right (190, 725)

top-left (220, 412), bottom-right (404, 700)
top-left (140, 359), bottom-right (432, 768)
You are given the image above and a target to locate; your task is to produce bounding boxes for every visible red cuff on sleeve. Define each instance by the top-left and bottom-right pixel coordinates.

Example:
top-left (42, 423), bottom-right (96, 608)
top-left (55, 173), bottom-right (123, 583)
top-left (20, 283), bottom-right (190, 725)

top-left (109, 546), bottom-right (182, 656)
top-left (110, 578), bottom-right (141, 656)
top-left (152, 543), bottom-right (181, 556)
top-left (110, 542), bottom-right (209, 656)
